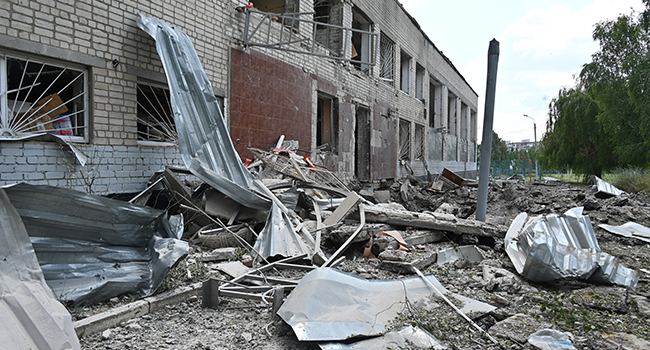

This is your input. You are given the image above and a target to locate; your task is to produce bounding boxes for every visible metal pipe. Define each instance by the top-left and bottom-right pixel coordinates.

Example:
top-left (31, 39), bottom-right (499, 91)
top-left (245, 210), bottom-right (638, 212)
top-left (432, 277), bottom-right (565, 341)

top-left (476, 39), bottom-right (500, 222)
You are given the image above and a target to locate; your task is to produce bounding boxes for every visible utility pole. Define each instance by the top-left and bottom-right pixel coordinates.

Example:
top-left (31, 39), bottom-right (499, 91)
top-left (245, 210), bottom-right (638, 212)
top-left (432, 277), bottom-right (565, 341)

top-left (523, 114), bottom-right (537, 180)
top-left (476, 39), bottom-right (500, 222)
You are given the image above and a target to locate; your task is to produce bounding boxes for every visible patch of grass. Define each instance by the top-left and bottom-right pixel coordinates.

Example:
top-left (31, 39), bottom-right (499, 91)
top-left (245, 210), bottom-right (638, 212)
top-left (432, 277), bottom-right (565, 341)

top-left (604, 168), bottom-right (650, 193)
top-left (156, 258), bottom-right (210, 294)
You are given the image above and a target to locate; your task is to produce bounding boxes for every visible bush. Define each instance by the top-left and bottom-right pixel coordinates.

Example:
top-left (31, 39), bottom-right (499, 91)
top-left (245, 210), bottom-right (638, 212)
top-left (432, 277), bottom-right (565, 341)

top-left (604, 168), bottom-right (650, 193)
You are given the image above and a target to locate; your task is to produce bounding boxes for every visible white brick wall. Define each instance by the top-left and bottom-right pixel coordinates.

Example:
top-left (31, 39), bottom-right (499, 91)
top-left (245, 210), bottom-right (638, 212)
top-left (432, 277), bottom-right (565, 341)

top-left (0, 0), bottom-right (478, 194)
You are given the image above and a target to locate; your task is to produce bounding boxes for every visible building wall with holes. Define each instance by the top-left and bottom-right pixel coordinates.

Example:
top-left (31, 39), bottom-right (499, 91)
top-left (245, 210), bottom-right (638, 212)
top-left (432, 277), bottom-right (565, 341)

top-left (0, 0), bottom-right (478, 194)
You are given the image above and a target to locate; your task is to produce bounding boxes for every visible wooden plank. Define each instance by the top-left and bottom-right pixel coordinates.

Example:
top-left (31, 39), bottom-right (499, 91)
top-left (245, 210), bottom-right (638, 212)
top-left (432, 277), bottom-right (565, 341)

top-left (323, 191), bottom-right (361, 226)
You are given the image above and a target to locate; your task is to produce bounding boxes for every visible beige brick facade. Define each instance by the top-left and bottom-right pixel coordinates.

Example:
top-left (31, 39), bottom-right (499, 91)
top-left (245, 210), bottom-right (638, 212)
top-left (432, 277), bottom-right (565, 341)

top-left (0, 0), bottom-right (478, 193)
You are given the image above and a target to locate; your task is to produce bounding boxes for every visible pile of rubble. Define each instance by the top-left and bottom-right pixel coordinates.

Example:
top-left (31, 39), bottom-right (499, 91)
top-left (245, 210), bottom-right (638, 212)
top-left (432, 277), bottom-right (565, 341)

top-left (3, 14), bottom-right (649, 350)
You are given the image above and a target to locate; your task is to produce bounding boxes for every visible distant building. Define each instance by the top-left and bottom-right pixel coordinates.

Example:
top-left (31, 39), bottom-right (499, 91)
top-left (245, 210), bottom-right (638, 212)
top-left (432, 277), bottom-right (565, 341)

top-left (507, 139), bottom-right (537, 151)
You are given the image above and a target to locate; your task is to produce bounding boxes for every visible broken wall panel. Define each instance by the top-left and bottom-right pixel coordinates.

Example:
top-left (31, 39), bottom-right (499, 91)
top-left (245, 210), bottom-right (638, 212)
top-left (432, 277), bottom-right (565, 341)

top-left (230, 48), bottom-right (312, 161)
top-left (4, 183), bottom-right (189, 305)
top-left (370, 102), bottom-right (397, 179)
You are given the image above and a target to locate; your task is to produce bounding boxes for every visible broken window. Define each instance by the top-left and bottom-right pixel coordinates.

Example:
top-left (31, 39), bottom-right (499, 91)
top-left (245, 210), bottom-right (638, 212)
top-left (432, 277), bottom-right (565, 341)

top-left (448, 92), bottom-right (457, 135)
top-left (317, 93), bottom-right (338, 153)
top-left (428, 79), bottom-right (441, 128)
top-left (351, 8), bottom-right (373, 74)
top-left (137, 82), bottom-right (176, 143)
top-left (400, 50), bottom-right (411, 95)
top-left (399, 118), bottom-right (411, 161)
top-left (414, 124), bottom-right (424, 160)
top-left (415, 64), bottom-right (425, 100)
top-left (253, 0), bottom-right (286, 14)
top-left (379, 32), bottom-right (394, 85)
top-left (0, 54), bottom-right (87, 140)
top-left (470, 109), bottom-right (477, 141)
top-left (314, 0), bottom-right (342, 56)
top-left (460, 102), bottom-right (468, 139)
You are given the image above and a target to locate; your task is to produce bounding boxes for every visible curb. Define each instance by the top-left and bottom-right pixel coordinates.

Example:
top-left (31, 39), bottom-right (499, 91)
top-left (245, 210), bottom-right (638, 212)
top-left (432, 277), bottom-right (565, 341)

top-left (73, 282), bottom-right (202, 337)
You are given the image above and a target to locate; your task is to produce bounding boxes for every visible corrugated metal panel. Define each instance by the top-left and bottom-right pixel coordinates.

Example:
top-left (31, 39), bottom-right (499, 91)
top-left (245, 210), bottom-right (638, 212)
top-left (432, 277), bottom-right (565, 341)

top-left (136, 14), bottom-right (271, 211)
top-left (136, 14), bottom-right (311, 261)
top-left (0, 187), bottom-right (81, 349)
top-left (278, 267), bottom-right (495, 341)
top-left (4, 183), bottom-right (189, 305)
top-left (505, 208), bottom-right (638, 289)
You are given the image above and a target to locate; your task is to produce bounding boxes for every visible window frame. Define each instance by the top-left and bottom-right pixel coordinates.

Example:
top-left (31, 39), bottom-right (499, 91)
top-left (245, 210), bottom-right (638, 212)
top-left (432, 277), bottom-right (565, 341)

top-left (0, 52), bottom-right (89, 142)
top-left (136, 80), bottom-right (177, 146)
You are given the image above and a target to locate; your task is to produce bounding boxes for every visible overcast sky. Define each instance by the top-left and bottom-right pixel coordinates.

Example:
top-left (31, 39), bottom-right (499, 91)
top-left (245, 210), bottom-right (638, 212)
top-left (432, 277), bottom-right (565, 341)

top-left (400, 0), bottom-right (646, 144)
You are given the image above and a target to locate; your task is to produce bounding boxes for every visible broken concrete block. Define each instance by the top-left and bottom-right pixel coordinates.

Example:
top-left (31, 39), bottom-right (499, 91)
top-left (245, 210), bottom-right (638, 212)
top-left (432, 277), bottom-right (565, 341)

top-left (488, 314), bottom-right (552, 344)
top-left (633, 296), bottom-right (650, 319)
top-left (602, 333), bottom-right (650, 350)
top-left (199, 247), bottom-right (239, 262)
top-left (404, 230), bottom-right (446, 245)
top-left (378, 249), bottom-right (408, 262)
top-left (374, 190), bottom-right (392, 203)
top-left (362, 203), bottom-right (506, 237)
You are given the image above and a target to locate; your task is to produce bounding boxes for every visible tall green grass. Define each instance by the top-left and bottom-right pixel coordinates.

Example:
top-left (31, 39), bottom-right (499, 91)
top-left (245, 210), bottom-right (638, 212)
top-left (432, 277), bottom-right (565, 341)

top-left (604, 168), bottom-right (650, 193)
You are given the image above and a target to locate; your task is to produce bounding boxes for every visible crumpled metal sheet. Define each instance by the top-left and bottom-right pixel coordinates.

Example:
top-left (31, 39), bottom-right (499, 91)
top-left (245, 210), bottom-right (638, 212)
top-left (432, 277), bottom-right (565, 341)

top-left (253, 202), bottom-right (310, 261)
top-left (278, 267), bottom-right (495, 341)
top-left (137, 14), bottom-right (311, 261)
top-left (599, 222), bottom-right (650, 243)
top-left (0, 187), bottom-right (81, 349)
top-left (136, 14), bottom-right (271, 211)
top-left (505, 207), bottom-right (639, 289)
top-left (3, 183), bottom-right (189, 305)
top-left (319, 326), bottom-right (446, 349)
top-left (593, 176), bottom-right (624, 198)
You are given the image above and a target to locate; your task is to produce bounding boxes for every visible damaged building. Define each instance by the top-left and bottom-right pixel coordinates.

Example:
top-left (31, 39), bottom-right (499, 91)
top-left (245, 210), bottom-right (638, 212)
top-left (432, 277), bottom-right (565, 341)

top-left (0, 0), bottom-right (478, 192)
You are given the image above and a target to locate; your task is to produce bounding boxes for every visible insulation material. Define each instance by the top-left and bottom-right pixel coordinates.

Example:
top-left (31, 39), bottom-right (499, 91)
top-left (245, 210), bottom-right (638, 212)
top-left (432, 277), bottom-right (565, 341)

top-left (0, 187), bottom-right (81, 350)
top-left (3, 183), bottom-right (189, 305)
top-left (505, 207), bottom-right (639, 290)
top-left (278, 267), bottom-right (495, 341)
top-left (137, 14), bottom-right (313, 261)
top-left (593, 176), bottom-right (624, 198)
top-left (319, 326), bottom-right (446, 349)
top-left (599, 222), bottom-right (650, 243)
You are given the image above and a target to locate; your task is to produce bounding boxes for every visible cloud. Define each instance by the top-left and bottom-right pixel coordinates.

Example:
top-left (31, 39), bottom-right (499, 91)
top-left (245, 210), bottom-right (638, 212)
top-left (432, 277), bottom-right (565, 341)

top-left (471, 0), bottom-right (646, 142)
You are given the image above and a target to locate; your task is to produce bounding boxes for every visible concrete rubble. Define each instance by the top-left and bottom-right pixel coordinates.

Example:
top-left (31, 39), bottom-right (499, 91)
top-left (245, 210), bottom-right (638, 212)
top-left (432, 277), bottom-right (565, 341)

top-left (2, 14), bottom-right (650, 350)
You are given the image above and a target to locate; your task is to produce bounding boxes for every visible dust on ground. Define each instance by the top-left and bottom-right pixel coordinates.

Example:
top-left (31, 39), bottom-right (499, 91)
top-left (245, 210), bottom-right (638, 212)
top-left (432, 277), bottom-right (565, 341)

top-left (78, 176), bottom-right (650, 350)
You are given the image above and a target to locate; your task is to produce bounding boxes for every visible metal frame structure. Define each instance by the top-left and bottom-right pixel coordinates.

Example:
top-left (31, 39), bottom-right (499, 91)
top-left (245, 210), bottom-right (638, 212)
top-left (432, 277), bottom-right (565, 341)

top-left (243, 9), bottom-right (377, 66)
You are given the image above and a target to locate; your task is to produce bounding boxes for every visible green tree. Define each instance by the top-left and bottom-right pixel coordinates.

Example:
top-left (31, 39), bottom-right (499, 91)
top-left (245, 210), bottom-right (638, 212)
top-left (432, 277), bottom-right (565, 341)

top-left (478, 131), bottom-right (509, 161)
top-left (580, 3), bottom-right (650, 166)
top-left (542, 1), bottom-right (650, 176)
top-left (540, 88), bottom-right (615, 177)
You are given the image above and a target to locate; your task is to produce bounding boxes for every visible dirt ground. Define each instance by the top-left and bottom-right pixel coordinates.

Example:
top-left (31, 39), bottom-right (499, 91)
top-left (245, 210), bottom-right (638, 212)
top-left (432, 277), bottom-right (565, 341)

top-left (78, 176), bottom-right (650, 350)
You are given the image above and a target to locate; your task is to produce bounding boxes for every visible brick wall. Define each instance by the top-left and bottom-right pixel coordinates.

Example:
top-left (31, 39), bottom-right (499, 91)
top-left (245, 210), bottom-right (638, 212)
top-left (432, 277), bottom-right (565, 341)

top-left (0, 0), bottom-right (478, 195)
top-left (0, 141), bottom-right (183, 194)
top-left (230, 48), bottom-right (312, 160)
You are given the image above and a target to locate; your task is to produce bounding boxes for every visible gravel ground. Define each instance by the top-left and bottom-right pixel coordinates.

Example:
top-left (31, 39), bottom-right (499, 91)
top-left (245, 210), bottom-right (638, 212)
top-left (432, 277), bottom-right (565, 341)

top-left (78, 178), bottom-right (650, 350)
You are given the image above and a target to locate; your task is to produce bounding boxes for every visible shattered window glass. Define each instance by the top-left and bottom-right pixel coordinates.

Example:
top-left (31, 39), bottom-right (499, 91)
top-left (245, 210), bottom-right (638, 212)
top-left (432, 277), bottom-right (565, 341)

top-left (317, 93), bottom-right (338, 153)
top-left (414, 124), bottom-right (424, 160)
top-left (380, 32), bottom-right (394, 84)
top-left (399, 118), bottom-right (411, 161)
top-left (0, 55), bottom-right (87, 140)
top-left (400, 50), bottom-right (411, 94)
top-left (137, 82), bottom-right (176, 143)
top-left (351, 8), bottom-right (373, 74)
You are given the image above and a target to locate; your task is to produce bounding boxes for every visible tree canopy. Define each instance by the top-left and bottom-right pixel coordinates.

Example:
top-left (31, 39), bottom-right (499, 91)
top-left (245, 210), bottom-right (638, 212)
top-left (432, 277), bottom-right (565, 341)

top-left (541, 1), bottom-right (650, 176)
